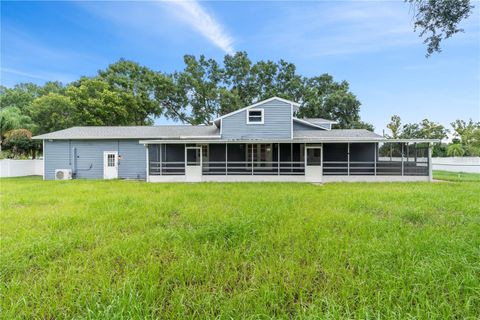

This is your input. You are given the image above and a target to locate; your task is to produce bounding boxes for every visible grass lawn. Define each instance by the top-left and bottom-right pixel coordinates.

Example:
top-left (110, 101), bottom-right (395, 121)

top-left (433, 170), bottom-right (480, 182)
top-left (1, 175), bottom-right (479, 319)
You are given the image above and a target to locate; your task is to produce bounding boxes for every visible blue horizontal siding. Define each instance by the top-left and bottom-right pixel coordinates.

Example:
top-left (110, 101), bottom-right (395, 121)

top-left (44, 140), bottom-right (71, 180)
top-left (222, 100), bottom-right (292, 139)
top-left (44, 139), bottom-right (146, 180)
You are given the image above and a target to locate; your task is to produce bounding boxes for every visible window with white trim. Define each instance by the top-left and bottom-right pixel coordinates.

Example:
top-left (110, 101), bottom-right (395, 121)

top-left (247, 109), bottom-right (264, 124)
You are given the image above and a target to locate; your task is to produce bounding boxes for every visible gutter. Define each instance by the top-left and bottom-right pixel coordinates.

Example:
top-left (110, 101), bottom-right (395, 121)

top-left (33, 135), bottom-right (222, 140)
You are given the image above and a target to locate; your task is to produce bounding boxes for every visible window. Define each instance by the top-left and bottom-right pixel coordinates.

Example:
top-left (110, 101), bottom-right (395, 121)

top-left (107, 154), bottom-right (116, 167)
top-left (247, 109), bottom-right (264, 124)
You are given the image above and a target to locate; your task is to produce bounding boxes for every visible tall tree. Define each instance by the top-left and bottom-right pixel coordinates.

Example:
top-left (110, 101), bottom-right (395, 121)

top-left (66, 78), bottom-right (132, 126)
top-left (387, 115), bottom-right (402, 138)
top-left (298, 74), bottom-right (361, 128)
top-left (399, 119), bottom-right (448, 156)
top-left (407, 0), bottom-right (474, 57)
top-left (29, 93), bottom-right (76, 134)
top-left (0, 82), bottom-right (65, 114)
top-left (418, 119), bottom-right (448, 140)
top-left (451, 119), bottom-right (480, 155)
top-left (175, 55), bottom-right (223, 125)
top-left (223, 52), bottom-right (256, 109)
top-left (98, 59), bottom-right (162, 125)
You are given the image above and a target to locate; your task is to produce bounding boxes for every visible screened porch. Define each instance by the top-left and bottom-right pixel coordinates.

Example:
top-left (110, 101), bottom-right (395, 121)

top-left (147, 142), bottom-right (430, 177)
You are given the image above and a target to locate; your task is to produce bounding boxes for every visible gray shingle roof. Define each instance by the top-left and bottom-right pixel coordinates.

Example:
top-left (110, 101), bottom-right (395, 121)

top-left (294, 129), bottom-right (383, 141)
top-left (33, 125), bottom-right (220, 140)
top-left (302, 118), bottom-right (337, 124)
top-left (34, 126), bottom-right (383, 142)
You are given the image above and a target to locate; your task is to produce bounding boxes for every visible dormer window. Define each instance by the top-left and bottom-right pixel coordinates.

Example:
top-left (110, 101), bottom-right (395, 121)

top-left (247, 109), bottom-right (264, 124)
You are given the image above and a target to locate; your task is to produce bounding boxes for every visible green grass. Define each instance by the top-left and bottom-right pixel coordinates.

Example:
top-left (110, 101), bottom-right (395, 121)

top-left (434, 170), bottom-right (480, 182)
top-left (1, 177), bottom-right (479, 319)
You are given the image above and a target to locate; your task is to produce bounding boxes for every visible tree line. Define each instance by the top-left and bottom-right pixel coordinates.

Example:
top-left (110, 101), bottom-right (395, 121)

top-left (0, 52), bottom-right (478, 159)
top-left (386, 115), bottom-right (480, 157)
top-left (1, 52), bottom-right (371, 158)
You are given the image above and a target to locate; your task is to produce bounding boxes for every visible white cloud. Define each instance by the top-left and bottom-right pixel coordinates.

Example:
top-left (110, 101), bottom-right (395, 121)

top-left (251, 1), bottom-right (479, 58)
top-left (78, 0), bottom-right (235, 55)
top-left (164, 0), bottom-right (234, 54)
top-left (250, 2), bottom-right (423, 58)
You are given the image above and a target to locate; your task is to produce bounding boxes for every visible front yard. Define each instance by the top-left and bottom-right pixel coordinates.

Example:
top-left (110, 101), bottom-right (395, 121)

top-left (1, 174), bottom-right (479, 319)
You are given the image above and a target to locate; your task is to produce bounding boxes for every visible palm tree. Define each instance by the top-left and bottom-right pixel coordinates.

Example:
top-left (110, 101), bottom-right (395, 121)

top-left (0, 107), bottom-right (33, 152)
top-left (447, 144), bottom-right (465, 157)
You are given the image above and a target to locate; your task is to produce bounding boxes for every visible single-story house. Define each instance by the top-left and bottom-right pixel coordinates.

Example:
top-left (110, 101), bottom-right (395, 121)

top-left (33, 97), bottom-right (438, 182)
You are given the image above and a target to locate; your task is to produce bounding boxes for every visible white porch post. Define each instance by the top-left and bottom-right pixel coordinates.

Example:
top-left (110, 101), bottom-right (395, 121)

top-left (374, 143), bottom-right (377, 176)
top-left (414, 142), bottom-right (417, 164)
top-left (42, 140), bottom-right (46, 180)
top-left (160, 144), bottom-right (162, 176)
top-left (347, 143), bottom-right (350, 176)
top-left (277, 143), bottom-right (280, 175)
top-left (145, 144), bottom-right (149, 182)
top-left (401, 143), bottom-right (404, 176)
top-left (251, 144), bottom-right (254, 175)
top-left (428, 143), bottom-right (433, 182)
top-left (225, 144), bottom-right (228, 176)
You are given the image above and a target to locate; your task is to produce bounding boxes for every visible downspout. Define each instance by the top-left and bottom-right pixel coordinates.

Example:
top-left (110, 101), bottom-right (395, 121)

top-left (72, 147), bottom-right (77, 178)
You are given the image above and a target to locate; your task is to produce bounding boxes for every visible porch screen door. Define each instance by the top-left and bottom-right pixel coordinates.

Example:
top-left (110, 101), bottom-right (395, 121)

top-left (185, 147), bottom-right (202, 182)
top-left (305, 146), bottom-right (322, 182)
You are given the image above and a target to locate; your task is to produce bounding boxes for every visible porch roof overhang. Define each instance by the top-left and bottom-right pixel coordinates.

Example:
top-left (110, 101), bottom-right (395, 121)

top-left (139, 137), bottom-right (439, 144)
top-left (383, 138), bottom-right (441, 143)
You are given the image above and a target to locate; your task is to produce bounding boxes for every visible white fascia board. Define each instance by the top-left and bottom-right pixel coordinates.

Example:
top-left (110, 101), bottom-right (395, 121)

top-left (212, 97), bottom-right (301, 122)
top-left (384, 139), bottom-right (441, 143)
top-left (139, 138), bottom-right (386, 144)
top-left (178, 135), bottom-right (222, 139)
top-left (37, 135), bottom-right (221, 140)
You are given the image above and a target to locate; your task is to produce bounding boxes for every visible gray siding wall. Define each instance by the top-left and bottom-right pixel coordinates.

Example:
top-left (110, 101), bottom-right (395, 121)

top-left (221, 100), bottom-right (292, 139)
top-left (44, 139), bottom-right (146, 180)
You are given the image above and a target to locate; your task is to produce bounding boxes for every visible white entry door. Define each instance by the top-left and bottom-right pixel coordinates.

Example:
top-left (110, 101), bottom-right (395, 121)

top-left (103, 151), bottom-right (118, 179)
top-left (305, 146), bottom-right (322, 182)
top-left (185, 147), bottom-right (202, 182)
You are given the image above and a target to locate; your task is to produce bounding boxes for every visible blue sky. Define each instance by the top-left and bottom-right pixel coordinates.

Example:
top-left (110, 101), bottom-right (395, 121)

top-left (1, 0), bottom-right (479, 134)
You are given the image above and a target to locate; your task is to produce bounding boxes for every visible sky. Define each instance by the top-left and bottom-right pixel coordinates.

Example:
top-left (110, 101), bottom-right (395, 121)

top-left (1, 0), bottom-right (479, 134)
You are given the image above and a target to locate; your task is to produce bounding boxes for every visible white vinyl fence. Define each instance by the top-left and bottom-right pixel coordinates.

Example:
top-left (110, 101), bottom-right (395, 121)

top-left (0, 159), bottom-right (43, 178)
top-left (432, 157), bottom-right (480, 173)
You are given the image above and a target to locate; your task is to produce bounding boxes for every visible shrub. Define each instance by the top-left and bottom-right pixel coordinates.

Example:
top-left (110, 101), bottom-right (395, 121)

top-left (2, 129), bottom-right (35, 158)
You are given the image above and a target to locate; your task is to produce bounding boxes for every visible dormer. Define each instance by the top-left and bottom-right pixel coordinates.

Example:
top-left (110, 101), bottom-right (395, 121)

top-left (213, 97), bottom-right (336, 140)
top-left (213, 97), bottom-right (300, 140)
